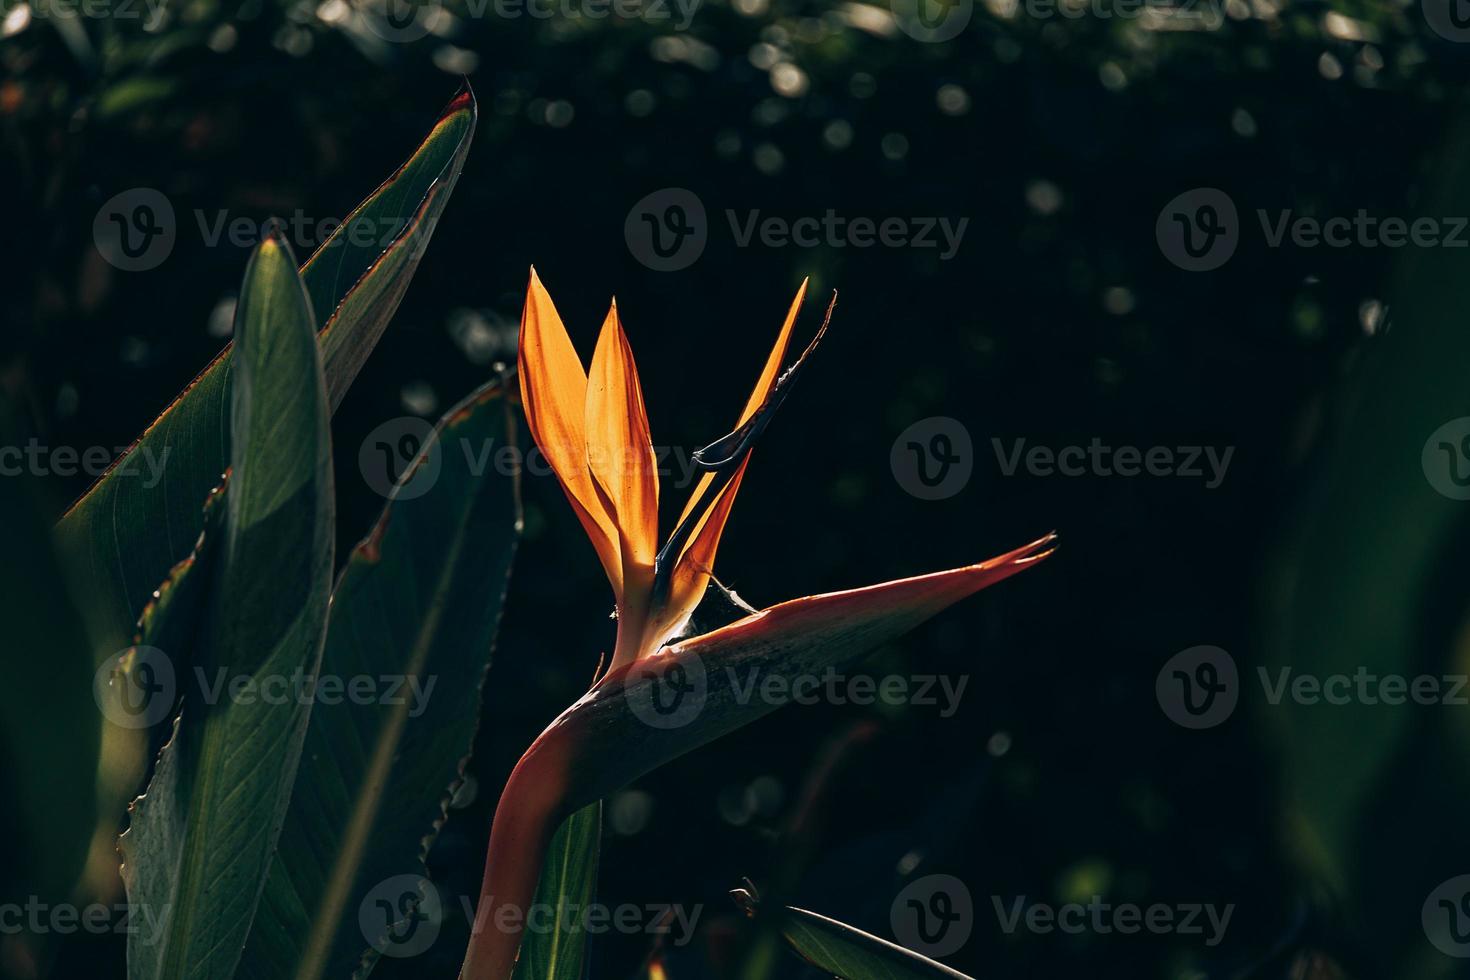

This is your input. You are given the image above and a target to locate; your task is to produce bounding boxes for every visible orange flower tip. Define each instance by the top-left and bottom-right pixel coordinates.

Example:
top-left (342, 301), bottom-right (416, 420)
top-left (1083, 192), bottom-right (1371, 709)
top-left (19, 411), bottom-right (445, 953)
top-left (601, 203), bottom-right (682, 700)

top-left (689, 294), bottom-right (834, 473)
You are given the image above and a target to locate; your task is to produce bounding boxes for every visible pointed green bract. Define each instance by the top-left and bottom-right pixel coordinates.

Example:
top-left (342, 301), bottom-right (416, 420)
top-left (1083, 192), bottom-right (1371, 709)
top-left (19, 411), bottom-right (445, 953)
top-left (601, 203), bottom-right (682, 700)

top-left (231, 378), bottom-right (521, 980)
top-left (55, 86), bottom-right (476, 657)
top-left (120, 235), bottom-right (335, 980)
top-left (511, 803), bottom-right (603, 980)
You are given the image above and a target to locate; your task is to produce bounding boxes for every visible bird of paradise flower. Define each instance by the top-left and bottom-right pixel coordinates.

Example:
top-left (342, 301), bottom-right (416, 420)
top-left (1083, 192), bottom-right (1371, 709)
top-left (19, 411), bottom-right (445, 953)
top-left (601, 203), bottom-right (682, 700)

top-left (459, 270), bottom-right (1055, 980)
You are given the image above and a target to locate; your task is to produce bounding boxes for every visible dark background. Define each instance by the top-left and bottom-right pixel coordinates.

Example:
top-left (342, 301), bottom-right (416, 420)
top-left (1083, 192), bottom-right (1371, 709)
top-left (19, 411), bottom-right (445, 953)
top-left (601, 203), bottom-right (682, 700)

top-left (5, 0), bottom-right (1470, 976)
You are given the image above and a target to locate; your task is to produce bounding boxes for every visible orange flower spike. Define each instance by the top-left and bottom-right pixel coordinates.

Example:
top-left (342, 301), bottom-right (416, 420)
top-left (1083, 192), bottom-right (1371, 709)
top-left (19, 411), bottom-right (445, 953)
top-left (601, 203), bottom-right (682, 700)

top-left (464, 272), bottom-right (1057, 980)
top-left (673, 277), bottom-right (807, 530)
top-left (585, 300), bottom-right (661, 669)
top-left (643, 286), bottom-right (828, 656)
top-left (518, 269), bottom-right (623, 595)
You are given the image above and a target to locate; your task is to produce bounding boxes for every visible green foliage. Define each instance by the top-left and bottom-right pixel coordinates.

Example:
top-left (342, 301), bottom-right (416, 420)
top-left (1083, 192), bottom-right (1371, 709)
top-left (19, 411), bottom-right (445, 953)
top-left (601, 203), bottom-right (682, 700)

top-left (120, 232), bottom-right (336, 980)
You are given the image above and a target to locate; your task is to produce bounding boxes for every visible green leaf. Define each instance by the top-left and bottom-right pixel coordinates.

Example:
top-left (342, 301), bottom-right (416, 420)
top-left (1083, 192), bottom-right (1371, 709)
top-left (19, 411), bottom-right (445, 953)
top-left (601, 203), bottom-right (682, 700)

top-left (0, 401), bottom-right (99, 904)
top-left (511, 803), bottom-right (603, 980)
top-left (120, 234), bottom-right (335, 980)
top-left (55, 84), bottom-right (476, 657)
top-left (235, 378), bottom-right (521, 980)
top-left (761, 903), bottom-right (974, 980)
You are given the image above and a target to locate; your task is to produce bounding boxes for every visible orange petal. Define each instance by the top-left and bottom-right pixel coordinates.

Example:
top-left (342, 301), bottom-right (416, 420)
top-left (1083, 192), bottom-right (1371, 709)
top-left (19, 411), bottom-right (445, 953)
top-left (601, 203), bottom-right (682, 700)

top-left (518, 269), bottom-right (622, 594)
top-left (645, 457), bottom-right (749, 649)
top-left (585, 300), bottom-right (660, 586)
top-left (675, 279), bottom-right (808, 529)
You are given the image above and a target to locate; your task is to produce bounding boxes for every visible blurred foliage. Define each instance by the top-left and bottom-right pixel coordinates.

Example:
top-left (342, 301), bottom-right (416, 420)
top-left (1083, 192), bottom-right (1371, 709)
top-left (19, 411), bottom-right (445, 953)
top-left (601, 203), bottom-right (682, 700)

top-left (5, 0), bottom-right (1470, 977)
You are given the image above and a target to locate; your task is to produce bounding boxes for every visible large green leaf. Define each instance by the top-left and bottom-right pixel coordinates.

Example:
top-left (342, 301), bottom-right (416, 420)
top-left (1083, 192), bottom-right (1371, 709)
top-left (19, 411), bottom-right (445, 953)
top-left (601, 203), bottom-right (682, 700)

top-left (511, 803), bottom-right (603, 980)
top-left (56, 84), bottom-right (476, 657)
top-left (1262, 114), bottom-right (1470, 972)
top-left (744, 900), bottom-right (973, 980)
top-left (235, 378), bottom-right (521, 980)
top-left (0, 401), bottom-right (99, 905)
top-left (120, 234), bottom-right (336, 980)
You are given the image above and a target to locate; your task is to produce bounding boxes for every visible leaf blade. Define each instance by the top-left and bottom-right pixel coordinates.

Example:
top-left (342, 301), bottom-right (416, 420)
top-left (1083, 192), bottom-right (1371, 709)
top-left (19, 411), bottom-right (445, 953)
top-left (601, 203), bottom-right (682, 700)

top-left (511, 803), bottom-right (603, 980)
top-left (120, 235), bottom-right (335, 980)
top-left (777, 905), bottom-right (974, 980)
top-left (235, 379), bottom-right (521, 980)
top-left (55, 85), bottom-right (476, 655)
